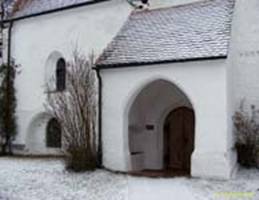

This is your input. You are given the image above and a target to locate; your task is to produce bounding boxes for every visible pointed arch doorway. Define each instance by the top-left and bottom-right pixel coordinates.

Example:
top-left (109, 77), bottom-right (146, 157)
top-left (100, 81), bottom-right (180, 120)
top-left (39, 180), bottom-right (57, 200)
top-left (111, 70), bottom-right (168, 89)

top-left (128, 79), bottom-right (195, 177)
top-left (164, 107), bottom-right (195, 176)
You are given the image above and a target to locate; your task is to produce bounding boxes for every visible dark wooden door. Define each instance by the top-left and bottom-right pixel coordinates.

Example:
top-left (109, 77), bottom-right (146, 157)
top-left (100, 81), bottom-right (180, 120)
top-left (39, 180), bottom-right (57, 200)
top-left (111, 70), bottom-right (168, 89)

top-left (164, 107), bottom-right (195, 173)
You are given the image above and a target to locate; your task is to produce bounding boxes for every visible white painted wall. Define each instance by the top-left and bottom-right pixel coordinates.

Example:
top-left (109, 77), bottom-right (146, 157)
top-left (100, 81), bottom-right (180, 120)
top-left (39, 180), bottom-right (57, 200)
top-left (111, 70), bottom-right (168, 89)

top-left (223, 0), bottom-right (259, 171)
top-left (8, 0), bottom-right (203, 155)
top-left (101, 59), bottom-right (236, 179)
top-left (230, 0), bottom-right (259, 110)
top-left (149, 0), bottom-right (201, 9)
top-left (10, 0), bottom-right (132, 153)
top-left (7, 0), bottom-right (222, 154)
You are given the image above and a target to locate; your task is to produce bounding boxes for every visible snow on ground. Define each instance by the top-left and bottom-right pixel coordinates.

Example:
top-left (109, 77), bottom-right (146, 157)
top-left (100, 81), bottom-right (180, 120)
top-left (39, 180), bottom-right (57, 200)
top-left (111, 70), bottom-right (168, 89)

top-left (0, 157), bottom-right (259, 200)
top-left (0, 157), bottom-right (127, 200)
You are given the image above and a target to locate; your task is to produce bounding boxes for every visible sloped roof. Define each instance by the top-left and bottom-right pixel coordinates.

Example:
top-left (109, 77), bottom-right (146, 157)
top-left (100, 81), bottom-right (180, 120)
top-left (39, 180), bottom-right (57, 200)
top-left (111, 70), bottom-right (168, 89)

top-left (97, 0), bottom-right (235, 68)
top-left (4, 0), bottom-right (108, 20)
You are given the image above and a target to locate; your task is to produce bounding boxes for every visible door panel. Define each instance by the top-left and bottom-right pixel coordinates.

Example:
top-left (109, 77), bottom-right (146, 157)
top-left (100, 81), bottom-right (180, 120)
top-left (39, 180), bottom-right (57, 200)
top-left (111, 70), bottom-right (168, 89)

top-left (183, 108), bottom-right (195, 170)
top-left (165, 107), bottom-right (195, 173)
top-left (168, 110), bottom-right (184, 169)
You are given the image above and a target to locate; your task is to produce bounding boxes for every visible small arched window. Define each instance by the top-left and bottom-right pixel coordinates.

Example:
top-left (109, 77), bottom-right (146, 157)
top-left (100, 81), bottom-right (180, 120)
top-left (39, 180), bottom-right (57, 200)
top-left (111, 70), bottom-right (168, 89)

top-left (56, 58), bottom-right (66, 91)
top-left (46, 118), bottom-right (62, 148)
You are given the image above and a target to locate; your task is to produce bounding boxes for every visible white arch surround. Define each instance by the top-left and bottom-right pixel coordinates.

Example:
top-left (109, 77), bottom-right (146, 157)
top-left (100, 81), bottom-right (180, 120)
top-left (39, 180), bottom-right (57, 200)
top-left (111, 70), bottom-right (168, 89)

top-left (45, 51), bottom-right (65, 92)
top-left (25, 112), bottom-right (62, 155)
top-left (122, 76), bottom-right (197, 171)
top-left (126, 79), bottom-right (195, 172)
top-left (101, 61), bottom-right (237, 180)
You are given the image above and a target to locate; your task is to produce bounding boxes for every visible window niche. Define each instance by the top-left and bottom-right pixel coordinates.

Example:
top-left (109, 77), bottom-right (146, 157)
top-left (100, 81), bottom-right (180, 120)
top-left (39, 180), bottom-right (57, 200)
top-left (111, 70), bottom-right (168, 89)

top-left (46, 118), bottom-right (62, 148)
top-left (56, 58), bottom-right (66, 91)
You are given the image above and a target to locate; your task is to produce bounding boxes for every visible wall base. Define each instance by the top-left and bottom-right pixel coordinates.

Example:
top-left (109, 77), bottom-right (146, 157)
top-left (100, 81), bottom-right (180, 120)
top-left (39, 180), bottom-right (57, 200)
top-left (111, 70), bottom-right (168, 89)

top-left (191, 149), bottom-right (237, 180)
top-left (11, 143), bottom-right (64, 156)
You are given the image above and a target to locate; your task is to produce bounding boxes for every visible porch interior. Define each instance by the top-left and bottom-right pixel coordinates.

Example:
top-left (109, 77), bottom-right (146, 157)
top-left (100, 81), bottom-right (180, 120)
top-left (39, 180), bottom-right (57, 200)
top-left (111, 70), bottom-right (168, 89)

top-left (128, 80), bottom-right (195, 178)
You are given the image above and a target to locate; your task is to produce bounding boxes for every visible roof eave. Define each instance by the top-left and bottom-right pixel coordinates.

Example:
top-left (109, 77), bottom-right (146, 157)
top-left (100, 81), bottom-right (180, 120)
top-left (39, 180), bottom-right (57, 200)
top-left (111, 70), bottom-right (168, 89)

top-left (95, 55), bottom-right (228, 70)
top-left (3, 0), bottom-right (110, 23)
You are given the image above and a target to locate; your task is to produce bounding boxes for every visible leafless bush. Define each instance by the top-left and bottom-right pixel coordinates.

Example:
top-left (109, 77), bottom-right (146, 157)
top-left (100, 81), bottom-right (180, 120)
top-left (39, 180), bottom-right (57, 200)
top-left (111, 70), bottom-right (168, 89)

top-left (233, 100), bottom-right (259, 167)
top-left (46, 51), bottom-right (97, 172)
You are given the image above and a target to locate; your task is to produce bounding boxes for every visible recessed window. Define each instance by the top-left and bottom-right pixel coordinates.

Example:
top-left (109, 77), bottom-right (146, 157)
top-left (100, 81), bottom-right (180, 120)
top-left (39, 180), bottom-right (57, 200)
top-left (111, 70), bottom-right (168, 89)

top-left (56, 58), bottom-right (66, 91)
top-left (46, 118), bottom-right (62, 148)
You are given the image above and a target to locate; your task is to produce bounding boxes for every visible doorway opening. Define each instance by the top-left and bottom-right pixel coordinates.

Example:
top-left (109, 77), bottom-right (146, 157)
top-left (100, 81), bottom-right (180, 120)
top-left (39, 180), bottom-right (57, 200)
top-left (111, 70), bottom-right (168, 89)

top-left (128, 79), bottom-right (195, 177)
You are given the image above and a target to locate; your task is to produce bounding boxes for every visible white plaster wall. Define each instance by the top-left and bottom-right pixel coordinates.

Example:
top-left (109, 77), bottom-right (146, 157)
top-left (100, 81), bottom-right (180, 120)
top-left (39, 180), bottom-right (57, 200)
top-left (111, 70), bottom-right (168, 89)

top-left (224, 0), bottom-right (259, 173)
top-left (101, 59), bottom-right (236, 179)
top-left (149, 0), bottom-right (201, 9)
top-left (10, 0), bottom-right (132, 153)
top-left (8, 0), bottom-right (204, 155)
top-left (230, 0), bottom-right (259, 110)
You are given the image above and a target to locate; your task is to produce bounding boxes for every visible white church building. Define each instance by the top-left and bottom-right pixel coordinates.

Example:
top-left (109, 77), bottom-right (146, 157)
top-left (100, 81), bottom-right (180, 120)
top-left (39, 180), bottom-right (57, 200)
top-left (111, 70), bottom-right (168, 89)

top-left (1, 0), bottom-right (259, 180)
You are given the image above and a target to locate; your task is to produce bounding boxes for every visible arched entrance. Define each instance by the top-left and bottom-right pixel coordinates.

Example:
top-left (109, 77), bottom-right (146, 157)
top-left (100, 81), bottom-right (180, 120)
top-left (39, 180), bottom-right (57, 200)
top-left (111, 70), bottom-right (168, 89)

top-left (164, 107), bottom-right (195, 176)
top-left (26, 113), bottom-right (62, 155)
top-left (46, 118), bottom-right (62, 148)
top-left (128, 79), bottom-right (195, 177)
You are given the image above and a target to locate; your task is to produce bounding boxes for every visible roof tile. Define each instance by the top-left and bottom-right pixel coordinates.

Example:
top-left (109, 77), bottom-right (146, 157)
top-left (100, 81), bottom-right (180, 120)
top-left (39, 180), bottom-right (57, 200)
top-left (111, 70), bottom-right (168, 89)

top-left (97, 0), bottom-right (235, 68)
top-left (4, 0), bottom-right (94, 19)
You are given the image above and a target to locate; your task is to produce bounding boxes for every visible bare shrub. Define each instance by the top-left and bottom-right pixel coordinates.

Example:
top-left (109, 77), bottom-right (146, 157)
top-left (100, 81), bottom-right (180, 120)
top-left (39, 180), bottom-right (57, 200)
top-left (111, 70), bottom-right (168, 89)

top-left (46, 51), bottom-right (97, 172)
top-left (233, 100), bottom-right (259, 167)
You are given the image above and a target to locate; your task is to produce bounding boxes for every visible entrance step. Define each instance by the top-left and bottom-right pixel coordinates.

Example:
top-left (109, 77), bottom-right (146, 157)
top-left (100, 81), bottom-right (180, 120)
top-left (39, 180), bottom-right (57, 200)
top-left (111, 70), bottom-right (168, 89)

top-left (129, 169), bottom-right (190, 178)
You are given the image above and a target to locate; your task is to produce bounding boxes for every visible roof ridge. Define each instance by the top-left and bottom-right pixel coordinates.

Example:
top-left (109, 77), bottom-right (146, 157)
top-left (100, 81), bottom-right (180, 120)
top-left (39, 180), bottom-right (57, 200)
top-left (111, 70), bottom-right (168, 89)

top-left (131, 0), bottom-right (234, 16)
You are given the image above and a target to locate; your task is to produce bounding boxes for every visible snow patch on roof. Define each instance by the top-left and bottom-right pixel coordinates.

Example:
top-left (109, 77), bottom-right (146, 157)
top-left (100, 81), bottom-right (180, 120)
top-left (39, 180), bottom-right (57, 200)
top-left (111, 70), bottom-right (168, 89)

top-left (97, 0), bottom-right (235, 68)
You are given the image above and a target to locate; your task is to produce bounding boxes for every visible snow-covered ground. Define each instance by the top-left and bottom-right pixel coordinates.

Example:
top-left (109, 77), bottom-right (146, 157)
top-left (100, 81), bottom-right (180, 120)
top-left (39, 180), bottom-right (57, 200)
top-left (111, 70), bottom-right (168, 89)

top-left (0, 157), bottom-right (258, 200)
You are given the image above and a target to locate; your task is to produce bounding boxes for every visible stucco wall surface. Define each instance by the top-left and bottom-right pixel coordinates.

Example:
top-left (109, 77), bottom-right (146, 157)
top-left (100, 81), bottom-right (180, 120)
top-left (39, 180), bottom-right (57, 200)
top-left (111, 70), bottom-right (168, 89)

top-left (149, 0), bottom-right (201, 9)
top-left (230, 0), bottom-right (259, 109)
top-left (100, 59), bottom-right (236, 179)
top-left (10, 0), bottom-right (132, 154)
top-left (8, 0), bottom-right (219, 154)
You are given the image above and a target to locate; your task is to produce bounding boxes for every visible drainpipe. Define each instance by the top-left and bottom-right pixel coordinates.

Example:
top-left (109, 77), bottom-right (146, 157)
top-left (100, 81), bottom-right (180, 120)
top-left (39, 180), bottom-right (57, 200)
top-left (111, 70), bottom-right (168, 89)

top-left (7, 20), bottom-right (13, 154)
top-left (95, 68), bottom-right (103, 168)
top-left (7, 21), bottom-right (13, 68)
top-left (0, 2), bottom-right (6, 61)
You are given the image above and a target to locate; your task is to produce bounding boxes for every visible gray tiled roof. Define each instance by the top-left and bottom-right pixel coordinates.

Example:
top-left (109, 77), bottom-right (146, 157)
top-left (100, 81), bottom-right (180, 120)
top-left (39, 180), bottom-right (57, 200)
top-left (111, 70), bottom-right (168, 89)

top-left (4, 0), bottom-right (97, 19)
top-left (97, 0), bottom-right (235, 68)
